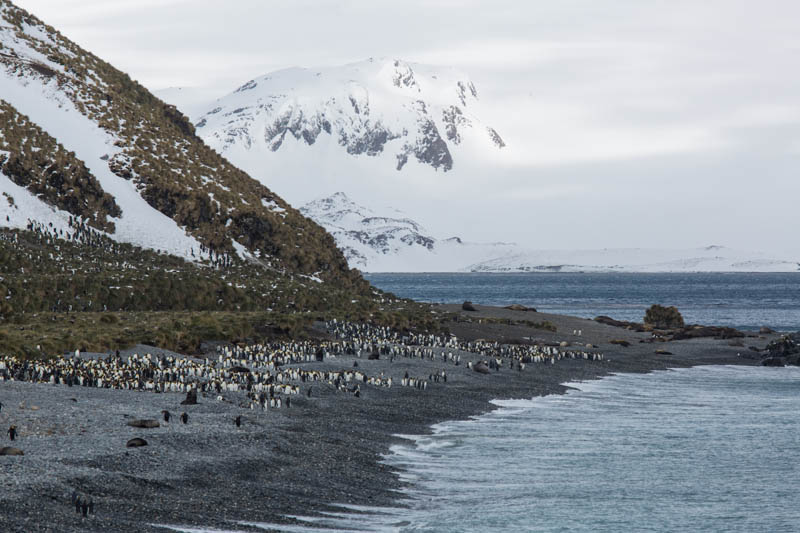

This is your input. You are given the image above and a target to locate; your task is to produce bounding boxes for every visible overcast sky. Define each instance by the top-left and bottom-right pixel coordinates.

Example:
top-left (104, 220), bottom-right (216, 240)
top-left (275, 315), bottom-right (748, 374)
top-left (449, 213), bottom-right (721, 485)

top-left (14, 0), bottom-right (800, 254)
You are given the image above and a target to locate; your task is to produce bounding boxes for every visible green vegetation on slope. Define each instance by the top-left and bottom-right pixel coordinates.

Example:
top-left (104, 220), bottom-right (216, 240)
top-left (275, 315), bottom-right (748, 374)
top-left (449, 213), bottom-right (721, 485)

top-left (0, 100), bottom-right (121, 231)
top-left (0, 228), bottom-right (440, 356)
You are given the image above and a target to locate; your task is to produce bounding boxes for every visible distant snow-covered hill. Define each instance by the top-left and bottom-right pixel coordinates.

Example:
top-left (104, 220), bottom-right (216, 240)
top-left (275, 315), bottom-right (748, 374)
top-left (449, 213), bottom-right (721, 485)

top-left (300, 192), bottom-right (516, 272)
top-left (466, 246), bottom-right (800, 273)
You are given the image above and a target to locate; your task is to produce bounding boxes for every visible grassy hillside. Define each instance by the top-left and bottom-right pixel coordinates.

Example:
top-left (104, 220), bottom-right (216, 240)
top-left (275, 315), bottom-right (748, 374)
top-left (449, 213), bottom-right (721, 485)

top-left (0, 227), bottom-right (440, 356)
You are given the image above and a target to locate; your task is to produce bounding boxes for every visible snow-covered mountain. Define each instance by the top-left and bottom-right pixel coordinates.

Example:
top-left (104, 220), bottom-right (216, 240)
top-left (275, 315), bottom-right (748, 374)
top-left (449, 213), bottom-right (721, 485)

top-left (0, 1), bottom-right (355, 283)
top-left (193, 58), bottom-right (505, 176)
top-left (466, 246), bottom-right (800, 273)
top-left (300, 192), bottom-right (516, 272)
top-left (172, 57), bottom-right (800, 274)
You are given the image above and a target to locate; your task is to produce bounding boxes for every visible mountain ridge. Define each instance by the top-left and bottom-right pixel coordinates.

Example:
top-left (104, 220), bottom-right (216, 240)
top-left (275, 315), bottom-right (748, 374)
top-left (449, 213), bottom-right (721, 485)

top-left (191, 57), bottom-right (506, 177)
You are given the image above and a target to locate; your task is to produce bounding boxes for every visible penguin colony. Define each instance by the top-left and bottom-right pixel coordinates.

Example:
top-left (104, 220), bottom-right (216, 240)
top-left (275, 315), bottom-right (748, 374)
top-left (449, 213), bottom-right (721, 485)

top-left (0, 320), bottom-right (603, 410)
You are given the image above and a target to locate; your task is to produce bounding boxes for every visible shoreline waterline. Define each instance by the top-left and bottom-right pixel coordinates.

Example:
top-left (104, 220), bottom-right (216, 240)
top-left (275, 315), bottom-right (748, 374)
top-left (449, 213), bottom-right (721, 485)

top-left (171, 364), bottom-right (800, 533)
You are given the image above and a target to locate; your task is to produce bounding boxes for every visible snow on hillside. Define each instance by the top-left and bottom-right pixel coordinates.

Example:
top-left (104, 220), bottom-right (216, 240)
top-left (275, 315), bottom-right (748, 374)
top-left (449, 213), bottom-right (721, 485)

top-left (0, 6), bottom-right (202, 258)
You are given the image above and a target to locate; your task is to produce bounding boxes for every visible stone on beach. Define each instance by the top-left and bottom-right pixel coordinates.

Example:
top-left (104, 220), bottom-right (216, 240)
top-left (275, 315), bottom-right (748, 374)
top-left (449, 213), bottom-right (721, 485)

top-left (126, 438), bottom-right (148, 448)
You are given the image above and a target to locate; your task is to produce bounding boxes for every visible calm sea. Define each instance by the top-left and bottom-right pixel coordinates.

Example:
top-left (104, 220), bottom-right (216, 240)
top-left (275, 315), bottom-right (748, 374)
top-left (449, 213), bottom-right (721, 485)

top-left (364, 272), bottom-right (800, 331)
top-left (244, 366), bottom-right (800, 533)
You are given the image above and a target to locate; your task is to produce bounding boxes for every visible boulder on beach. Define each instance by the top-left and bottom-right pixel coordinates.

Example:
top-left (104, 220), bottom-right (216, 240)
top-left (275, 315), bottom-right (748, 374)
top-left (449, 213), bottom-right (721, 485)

top-left (180, 389), bottom-right (198, 405)
top-left (0, 447), bottom-right (24, 456)
top-left (462, 301), bottom-right (477, 312)
top-left (127, 419), bottom-right (160, 429)
top-left (761, 357), bottom-right (785, 367)
top-left (126, 438), bottom-right (148, 448)
top-left (760, 326), bottom-right (775, 334)
top-left (644, 305), bottom-right (685, 329)
top-left (764, 335), bottom-right (799, 357)
top-left (368, 351), bottom-right (380, 360)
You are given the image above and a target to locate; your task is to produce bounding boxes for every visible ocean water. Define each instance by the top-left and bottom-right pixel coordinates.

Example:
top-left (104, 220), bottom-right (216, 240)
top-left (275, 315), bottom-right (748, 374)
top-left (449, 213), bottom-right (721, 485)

top-left (242, 366), bottom-right (800, 533)
top-left (363, 272), bottom-right (800, 331)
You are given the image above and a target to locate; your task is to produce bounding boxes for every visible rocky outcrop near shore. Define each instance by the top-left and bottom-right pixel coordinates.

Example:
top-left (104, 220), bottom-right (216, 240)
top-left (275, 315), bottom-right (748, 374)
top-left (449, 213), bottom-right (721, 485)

top-left (760, 333), bottom-right (800, 366)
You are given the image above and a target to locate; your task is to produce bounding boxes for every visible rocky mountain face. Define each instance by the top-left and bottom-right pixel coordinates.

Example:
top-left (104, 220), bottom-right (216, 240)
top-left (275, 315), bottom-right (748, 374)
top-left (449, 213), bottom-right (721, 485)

top-left (193, 58), bottom-right (506, 174)
top-left (0, 0), bottom-right (358, 286)
top-left (300, 192), bottom-right (436, 267)
top-left (299, 192), bottom-right (517, 272)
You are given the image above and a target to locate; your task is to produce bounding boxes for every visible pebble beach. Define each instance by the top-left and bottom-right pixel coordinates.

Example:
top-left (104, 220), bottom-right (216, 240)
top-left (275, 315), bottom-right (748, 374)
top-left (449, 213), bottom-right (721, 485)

top-left (0, 305), bottom-right (772, 532)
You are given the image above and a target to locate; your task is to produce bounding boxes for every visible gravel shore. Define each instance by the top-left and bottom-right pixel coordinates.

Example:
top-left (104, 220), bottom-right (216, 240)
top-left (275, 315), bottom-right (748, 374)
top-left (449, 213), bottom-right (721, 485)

top-left (0, 306), bottom-right (774, 532)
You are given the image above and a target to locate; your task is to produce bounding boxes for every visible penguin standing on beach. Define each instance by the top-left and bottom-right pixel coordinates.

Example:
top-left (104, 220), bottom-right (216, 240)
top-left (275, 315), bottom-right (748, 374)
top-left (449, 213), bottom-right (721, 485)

top-left (235, 415), bottom-right (241, 428)
top-left (162, 410), bottom-right (171, 423)
top-left (307, 386), bottom-right (313, 398)
top-left (7, 425), bottom-right (16, 441)
top-left (180, 412), bottom-right (188, 424)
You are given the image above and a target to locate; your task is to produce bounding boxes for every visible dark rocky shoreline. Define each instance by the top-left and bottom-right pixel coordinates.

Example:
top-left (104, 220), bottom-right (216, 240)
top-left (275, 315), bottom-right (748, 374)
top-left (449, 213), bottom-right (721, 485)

top-left (0, 305), bottom-right (777, 532)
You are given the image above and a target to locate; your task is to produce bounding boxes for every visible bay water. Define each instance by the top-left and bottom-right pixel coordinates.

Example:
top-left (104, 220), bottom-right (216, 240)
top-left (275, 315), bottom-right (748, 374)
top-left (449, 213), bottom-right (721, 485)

top-left (252, 366), bottom-right (800, 532)
top-left (364, 272), bottom-right (800, 331)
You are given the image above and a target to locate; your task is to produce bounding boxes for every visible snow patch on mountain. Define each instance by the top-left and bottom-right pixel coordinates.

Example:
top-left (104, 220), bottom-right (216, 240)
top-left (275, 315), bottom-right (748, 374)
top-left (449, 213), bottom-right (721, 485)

top-left (0, 71), bottom-right (202, 258)
top-left (0, 13), bottom-right (204, 258)
top-left (0, 169), bottom-right (72, 234)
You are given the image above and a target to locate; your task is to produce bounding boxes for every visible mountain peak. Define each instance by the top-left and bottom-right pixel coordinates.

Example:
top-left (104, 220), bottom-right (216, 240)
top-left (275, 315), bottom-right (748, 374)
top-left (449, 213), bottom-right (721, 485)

top-left (193, 58), bottom-right (503, 175)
